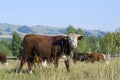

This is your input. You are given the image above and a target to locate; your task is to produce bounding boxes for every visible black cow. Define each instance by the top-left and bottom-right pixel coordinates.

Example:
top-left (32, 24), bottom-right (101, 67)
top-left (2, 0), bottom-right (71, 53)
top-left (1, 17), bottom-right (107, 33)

top-left (73, 52), bottom-right (93, 63)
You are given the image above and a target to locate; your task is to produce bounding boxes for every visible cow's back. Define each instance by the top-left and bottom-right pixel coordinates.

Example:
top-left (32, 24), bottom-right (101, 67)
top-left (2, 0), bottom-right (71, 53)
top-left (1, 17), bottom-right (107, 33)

top-left (92, 52), bottom-right (104, 61)
top-left (23, 34), bottom-right (54, 57)
top-left (23, 34), bottom-right (53, 45)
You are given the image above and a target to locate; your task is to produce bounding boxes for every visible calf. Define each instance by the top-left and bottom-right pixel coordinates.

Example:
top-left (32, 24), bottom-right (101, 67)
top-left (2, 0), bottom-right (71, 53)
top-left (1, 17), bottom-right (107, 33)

top-left (0, 52), bottom-right (8, 66)
top-left (91, 52), bottom-right (109, 64)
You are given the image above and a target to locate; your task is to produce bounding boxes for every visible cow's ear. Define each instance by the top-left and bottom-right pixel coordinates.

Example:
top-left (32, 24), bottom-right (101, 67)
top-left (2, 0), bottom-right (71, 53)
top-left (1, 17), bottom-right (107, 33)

top-left (78, 35), bottom-right (83, 40)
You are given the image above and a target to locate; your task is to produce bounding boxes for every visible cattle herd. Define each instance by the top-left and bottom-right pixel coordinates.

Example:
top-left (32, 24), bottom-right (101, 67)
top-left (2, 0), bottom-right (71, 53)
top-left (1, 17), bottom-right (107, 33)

top-left (72, 51), bottom-right (109, 64)
top-left (0, 33), bottom-right (109, 74)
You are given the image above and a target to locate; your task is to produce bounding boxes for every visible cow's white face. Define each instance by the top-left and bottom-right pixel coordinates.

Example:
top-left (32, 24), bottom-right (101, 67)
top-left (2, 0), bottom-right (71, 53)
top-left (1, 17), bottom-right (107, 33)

top-left (68, 33), bottom-right (83, 48)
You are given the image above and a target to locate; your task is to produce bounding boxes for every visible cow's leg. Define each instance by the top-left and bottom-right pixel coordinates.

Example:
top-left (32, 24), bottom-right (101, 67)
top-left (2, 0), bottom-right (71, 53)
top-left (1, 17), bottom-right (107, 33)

top-left (27, 60), bottom-right (34, 74)
top-left (54, 57), bottom-right (59, 71)
top-left (47, 58), bottom-right (52, 65)
top-left (41, 59), bottom-right (47, 69)
top-left (64, 59), bottom-right (70, 72)
top-left (19, 58), bottom-right (26, 73)
top-left (19, 51), bottom-right (31, 73)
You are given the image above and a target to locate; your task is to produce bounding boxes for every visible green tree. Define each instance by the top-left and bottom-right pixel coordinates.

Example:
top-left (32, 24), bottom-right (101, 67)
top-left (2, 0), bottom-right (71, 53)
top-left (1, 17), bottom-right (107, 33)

top-left (66, 25), bottom-right (76, 34)
top-left (0, 40), bottom-right (11, 49)
top-left (0, 40), bottom-right (12, 56)
top-left (76, 28), bottom-right (84, 35)
top-left (11, 32), bottom-right (23, 58)
top-left (114, 30), bottom-right (120, 54)
top-left (115, 31), bottom-right (120, 47)
top-left (100, 32), bottom-right (115, 54)
top-left (87, 36), bottom-right (99, 52)
top-left (76, 37), bottom-right (89, 52)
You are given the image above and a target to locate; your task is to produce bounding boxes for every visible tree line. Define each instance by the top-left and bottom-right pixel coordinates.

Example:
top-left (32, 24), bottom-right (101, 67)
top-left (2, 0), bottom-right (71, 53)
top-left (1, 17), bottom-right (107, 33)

top-left (66, 25), bottom-right (120, 56)
top-left (0, 26), bottom-right (120, 58)
top-left (0, 32), bottom-right (22, 58)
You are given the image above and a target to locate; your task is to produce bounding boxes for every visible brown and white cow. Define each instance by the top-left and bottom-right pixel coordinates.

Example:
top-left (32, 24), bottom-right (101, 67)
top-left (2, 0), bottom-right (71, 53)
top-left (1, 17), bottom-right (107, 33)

top-left (0, 52), bottom-right (8, 66)
top-left (91, 52), bottom-right (109, 64)
top-left (19, 33), bottom-right (83, 74)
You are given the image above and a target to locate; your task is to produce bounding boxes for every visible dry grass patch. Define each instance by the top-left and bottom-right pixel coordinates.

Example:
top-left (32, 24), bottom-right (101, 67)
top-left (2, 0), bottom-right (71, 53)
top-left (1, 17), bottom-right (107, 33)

top-left (0, 58), bottom-right (119, 80)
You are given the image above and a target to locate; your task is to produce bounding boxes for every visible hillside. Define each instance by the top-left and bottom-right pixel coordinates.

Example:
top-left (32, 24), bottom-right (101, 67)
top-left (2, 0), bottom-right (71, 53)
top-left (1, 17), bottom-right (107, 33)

top-left (0, 23), bottom-right (106, 38)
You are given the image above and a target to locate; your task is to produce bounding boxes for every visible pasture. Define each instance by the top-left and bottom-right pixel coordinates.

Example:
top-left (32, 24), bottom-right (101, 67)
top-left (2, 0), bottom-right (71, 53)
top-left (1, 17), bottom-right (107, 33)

top-left (0, 57), bottom-right (120, 80)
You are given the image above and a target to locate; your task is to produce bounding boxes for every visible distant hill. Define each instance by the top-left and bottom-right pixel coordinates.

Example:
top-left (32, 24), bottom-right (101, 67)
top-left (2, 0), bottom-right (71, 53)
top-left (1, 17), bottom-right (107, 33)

top-left (0, 23), bottom-right (106, 38)
top-left (84, 30), bottom-right (106, 37)
top-left (18, 26), bottom-right (36, 33)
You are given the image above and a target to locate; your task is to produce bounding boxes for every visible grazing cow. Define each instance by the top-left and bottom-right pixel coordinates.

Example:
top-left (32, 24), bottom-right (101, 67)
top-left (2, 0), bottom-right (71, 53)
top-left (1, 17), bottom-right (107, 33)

top-left (73, 52), bottom-right (93, 63)
top-left (0, 52), bottom-right (8, 66)
top-left (19, 33), bottom-right (83, 74)
top-left (91, 52), bottom-right (109, 64)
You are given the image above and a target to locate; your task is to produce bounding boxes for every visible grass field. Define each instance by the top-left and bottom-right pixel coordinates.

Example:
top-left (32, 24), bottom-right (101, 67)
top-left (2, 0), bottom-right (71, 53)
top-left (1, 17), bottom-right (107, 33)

top-left (0, 57), bottom-right (120, 80)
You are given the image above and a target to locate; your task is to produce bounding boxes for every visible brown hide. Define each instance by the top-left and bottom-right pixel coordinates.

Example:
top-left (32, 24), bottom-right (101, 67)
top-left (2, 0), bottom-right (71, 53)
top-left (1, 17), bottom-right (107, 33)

top-left (19, 34), bottom-right (73, 73)
top-left (0, 53), bottom-right (7, 64)
top-left (73, 52), bottom-right (93, 63)
top-left (91, 52), bottom-right (106, 62)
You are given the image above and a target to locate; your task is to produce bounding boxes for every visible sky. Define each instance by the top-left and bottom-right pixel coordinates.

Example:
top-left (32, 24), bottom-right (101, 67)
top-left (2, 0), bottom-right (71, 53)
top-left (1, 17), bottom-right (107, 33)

top-left (0, 0), bottom-right (120, 32)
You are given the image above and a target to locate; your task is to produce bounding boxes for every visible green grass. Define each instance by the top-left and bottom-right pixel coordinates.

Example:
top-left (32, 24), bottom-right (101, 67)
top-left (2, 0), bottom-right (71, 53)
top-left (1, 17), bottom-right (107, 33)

top-left (0, 58), bottom-right (120, 80)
